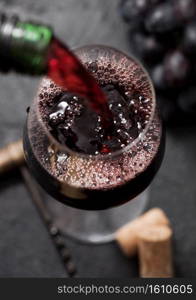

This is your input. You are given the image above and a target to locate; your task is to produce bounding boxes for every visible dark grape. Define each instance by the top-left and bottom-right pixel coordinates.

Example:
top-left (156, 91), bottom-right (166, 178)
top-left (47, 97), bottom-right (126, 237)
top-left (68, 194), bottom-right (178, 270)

top-left (145, 3), bottom-right (181, 33)
top-left (119, 0), bottom-right (149, 24)
top-left (131, 31), bottom-right (165, 62)
top-left (183, 22), bottom-right (196, 55)
top-left (175, 0), bottom-right (196, 23)
top-left (151, 64), bottom-right (167, 90)
top-left (164, 50), bottom-right (190, 87)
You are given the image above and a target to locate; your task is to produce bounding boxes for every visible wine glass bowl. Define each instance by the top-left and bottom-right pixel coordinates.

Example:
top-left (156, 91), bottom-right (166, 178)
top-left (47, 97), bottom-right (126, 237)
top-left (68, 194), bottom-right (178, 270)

top-left (23, 45), bottom-right (164, 211)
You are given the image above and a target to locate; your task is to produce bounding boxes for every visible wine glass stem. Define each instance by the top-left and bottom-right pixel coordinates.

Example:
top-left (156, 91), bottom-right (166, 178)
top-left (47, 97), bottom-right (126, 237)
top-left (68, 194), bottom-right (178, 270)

top-left (45, 189), bottom-right (149, 244)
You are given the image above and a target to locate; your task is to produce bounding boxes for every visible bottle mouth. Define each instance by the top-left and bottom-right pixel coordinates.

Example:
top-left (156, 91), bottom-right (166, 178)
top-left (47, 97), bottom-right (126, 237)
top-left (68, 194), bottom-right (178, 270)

top-left (36, 45), bottom-right (156, 160)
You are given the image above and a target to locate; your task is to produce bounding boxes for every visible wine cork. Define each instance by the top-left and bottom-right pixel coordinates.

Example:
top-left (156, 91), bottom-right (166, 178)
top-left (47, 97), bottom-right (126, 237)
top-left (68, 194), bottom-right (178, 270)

top-left (0, 139), bottom-right (24, 174)
top-left (115, 208), bottom-right (170, 256)
top-left (138, 225), bottom-right (173, 278)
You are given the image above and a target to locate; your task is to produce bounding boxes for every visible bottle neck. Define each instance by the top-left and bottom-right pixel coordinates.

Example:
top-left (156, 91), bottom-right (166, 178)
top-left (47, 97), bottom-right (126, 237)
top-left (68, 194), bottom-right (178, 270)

top-left (0, 13), bottom-right (53, 74)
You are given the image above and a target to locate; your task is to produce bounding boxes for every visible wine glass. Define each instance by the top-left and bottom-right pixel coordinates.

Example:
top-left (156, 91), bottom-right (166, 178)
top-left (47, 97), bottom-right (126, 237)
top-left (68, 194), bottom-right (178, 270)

top-left (23, 45), bottom-right (165, 243)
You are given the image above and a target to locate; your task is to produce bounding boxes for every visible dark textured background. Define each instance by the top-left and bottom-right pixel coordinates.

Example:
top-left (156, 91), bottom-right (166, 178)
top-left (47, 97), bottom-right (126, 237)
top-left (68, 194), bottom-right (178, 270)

top-left (0, 0), bottom-right (196, 277)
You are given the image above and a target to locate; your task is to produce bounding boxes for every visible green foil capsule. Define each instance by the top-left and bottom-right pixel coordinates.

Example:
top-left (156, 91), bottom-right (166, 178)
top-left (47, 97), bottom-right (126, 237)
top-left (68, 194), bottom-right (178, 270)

top-left (11, 22), bottom-right (53, 74)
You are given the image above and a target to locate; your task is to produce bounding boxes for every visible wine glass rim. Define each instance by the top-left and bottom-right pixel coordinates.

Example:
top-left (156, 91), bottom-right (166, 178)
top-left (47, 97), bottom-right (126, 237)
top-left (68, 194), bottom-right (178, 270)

top-left (36, 44), bottom-right (156, 160)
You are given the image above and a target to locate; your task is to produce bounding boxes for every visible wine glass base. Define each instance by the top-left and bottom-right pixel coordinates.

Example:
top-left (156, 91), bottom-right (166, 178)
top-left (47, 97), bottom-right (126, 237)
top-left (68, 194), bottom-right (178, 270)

top-left (45, 190), bottom-right (149, 244)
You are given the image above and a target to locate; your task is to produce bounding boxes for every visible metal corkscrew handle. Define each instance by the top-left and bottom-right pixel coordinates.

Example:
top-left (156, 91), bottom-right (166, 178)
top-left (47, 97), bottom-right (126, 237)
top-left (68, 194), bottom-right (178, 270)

top-left (20, 166), bottom-right (77, 277)
top-left (0, 140), bottom-right (77, 277)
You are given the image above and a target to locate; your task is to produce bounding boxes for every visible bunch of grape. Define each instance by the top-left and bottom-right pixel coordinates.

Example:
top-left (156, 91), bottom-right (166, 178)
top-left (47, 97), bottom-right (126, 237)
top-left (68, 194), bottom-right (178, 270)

top-left (119, 0), bottom-right (196, 124)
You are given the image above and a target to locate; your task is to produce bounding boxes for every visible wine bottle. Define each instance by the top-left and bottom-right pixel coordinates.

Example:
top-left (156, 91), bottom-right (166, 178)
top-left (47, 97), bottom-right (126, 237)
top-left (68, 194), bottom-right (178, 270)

top-left (0, 12), bottom-right (53, 74)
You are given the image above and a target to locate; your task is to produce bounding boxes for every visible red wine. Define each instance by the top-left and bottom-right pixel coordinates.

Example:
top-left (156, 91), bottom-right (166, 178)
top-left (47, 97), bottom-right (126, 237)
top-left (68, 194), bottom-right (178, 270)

top-left (42, 84), bottom-right (151, 155)
top-left (47, 38), bottom-right (111, 126)
top-left (24, 46), bottom-right (164, 210)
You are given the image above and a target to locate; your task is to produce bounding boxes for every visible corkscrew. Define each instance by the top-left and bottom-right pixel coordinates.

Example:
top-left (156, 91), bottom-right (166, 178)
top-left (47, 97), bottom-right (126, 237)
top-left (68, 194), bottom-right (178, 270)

top-left (0, 139), bottom-right (77, 277)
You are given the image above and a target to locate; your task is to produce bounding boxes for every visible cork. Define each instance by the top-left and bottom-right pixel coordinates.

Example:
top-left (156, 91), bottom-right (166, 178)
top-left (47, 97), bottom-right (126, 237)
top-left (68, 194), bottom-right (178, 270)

top-left (115, 208), bottom-right (170, 256)
top-left (138, 225), bottom-right (173, 278)
top-left (0, 139), bottom-right (24, 174)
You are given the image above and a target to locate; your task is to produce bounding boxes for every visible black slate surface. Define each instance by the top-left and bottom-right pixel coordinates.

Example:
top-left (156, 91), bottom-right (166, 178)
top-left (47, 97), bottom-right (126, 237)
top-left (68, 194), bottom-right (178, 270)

top-left (0, 0), bottom-right (196, 277)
